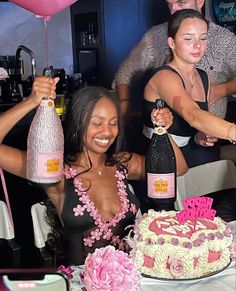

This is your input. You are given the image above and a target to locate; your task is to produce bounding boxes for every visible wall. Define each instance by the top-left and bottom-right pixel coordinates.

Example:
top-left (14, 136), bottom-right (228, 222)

top-left (0, 2), bottom-right (73, 78)
top-left (102, 0), bottom-right (169, 87)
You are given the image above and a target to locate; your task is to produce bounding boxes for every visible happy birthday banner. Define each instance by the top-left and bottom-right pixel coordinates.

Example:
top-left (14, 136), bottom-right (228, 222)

top-left (176, 197), bottom-right (216, 224)
top-left (209, 0), bottom-right (236, 33)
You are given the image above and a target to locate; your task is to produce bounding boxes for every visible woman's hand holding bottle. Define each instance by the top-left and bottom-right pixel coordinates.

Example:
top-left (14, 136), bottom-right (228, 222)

top-left (28, 76), bottom-right (59, 106)
top-left (151, 107), bottom-right (173, 129)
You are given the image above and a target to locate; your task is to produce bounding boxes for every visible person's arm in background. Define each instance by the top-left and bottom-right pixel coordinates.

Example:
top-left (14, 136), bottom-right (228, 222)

top-left (117, 84), bottom-right (131, 120)
top-left (210, 79), bottom-right (236, 104)
top-left (194, 73), bottom-right (219, 147)
top-left (207, 23), bottom-right (236, 106)
top-left (112, 24), bottom-right (168, 118)
top-left (194, 131), bottom-right (218, 147)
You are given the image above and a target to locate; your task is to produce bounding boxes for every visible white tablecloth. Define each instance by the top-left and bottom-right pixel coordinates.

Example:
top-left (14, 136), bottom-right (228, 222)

top-left (70, 221), bottom-right (236, 291)
top-left (70, 261), bottom-right (235, 291)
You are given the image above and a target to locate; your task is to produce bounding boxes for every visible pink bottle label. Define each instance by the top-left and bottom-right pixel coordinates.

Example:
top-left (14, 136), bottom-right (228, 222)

top-left (36, 151), bottom-right (63, 178)
top-left (147, 173), bottom-right (175, 198)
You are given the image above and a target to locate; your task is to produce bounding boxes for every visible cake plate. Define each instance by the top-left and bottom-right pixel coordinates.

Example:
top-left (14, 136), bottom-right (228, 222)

top-left (141, 259), bottom-right (232, 281)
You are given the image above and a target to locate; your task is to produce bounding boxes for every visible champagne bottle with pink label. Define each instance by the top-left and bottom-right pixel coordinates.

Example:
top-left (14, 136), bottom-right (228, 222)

top-left (26, 68), bottom-right (64, 185)
top-left (145, 99), bottom-right (176, 211)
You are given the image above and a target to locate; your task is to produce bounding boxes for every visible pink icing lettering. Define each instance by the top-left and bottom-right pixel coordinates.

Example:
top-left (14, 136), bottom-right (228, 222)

top-left (176, 211), bottom-right (186, 224)
top-left (197, 208), bottom-right (206, 218)
top-left (194, 197), bottom-right (203, 208)
top-left (149, 216), bottom-right (216, 238)
top-left (205, 197), bottom-right (213, 209)
top-left (207, 209), bottom-right (216, 220)
top-left (182, 199), bottom-right (188, 209)
top-left (188, 207), bottom-right (198, 220)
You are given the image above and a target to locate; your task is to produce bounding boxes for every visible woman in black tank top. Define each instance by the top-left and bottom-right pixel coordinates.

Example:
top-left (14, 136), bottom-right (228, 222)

top-left (142, 65), bottom-right (220, 167)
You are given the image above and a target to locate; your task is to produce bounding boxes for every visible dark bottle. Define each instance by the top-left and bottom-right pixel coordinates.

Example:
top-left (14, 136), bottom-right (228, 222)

top-left (9, 81), bottom-right (22, 102)
top-left (145, 99), bottom-right (176, 211)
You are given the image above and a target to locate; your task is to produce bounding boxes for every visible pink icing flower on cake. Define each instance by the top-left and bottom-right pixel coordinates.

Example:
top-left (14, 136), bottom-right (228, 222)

top-left (157, 237), bottom-right (165, 245)
top-left (215, 231), bottom-right (224, 239)
top-left (81, 246), bottom-right (141, 291)
top-left (207, 233), bottom-right (215, 240)
top-left (168, 257), bottom-right (184, 278)
top-left (171, 238), bottom-right (179, 246)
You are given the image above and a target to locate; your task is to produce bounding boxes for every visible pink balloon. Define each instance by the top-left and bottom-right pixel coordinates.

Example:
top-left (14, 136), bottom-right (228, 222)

top-left (10, 0), bottom-right (78, 18)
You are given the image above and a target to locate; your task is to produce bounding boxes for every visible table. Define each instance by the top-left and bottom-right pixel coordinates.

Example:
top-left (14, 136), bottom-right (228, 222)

top-left (70, 261), bottom-right (235, 291)
top-left (70, 220), bottom-right (236, 291)
top-left (140, 260), bottom-right (235, 291)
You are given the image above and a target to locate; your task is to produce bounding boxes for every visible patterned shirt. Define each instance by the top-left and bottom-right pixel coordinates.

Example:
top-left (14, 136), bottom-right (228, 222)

top-left (113, 21), bottom-right (236, 119)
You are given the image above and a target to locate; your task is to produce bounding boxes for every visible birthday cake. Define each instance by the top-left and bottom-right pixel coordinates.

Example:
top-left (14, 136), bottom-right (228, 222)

top-left (130, 197), bottom-right (233, 279)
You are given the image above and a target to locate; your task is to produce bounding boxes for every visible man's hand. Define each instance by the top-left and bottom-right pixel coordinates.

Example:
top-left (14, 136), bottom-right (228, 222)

top-left (209, 80), bottom-right (236, 105)
top-left (194, 131), bottom-right (218, 147)
top-left (209, 83), bottom-right (224, 105)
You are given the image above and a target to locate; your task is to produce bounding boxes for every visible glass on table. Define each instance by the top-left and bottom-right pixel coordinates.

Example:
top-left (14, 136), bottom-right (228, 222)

top-left (55, 94), bottom-right (66, 119)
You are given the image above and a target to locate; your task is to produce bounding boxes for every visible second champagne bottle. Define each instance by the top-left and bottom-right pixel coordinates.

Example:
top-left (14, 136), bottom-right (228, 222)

top-left (145, 99), bottom-right (176, 211)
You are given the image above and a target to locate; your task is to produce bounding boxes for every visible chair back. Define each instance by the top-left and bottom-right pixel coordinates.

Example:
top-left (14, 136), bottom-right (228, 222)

top-left (0, 200), bottom-right (20, 267)
top-left (175, 160), bottom-right (236, 210)
top-left (0, 200), bottom-right (15, 240)
top-left (31, 203), bottom-right (51, 249)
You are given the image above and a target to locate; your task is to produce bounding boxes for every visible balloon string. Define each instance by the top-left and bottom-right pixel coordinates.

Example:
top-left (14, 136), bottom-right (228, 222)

top-left (44, 17), bottom-right (49, 68)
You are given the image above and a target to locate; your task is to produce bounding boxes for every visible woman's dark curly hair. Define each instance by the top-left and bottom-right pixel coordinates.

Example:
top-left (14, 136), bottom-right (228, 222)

top-left (42, 199), bottom-right (65, 248)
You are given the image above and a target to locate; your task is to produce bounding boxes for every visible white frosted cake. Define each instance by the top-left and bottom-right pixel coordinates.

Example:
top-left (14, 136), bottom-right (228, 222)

top-left (130, 209), bottom-right (233, 279)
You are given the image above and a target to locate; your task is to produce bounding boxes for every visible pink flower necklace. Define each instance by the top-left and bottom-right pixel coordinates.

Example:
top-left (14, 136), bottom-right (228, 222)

top-left (63, 167), bottom-right (137, 250)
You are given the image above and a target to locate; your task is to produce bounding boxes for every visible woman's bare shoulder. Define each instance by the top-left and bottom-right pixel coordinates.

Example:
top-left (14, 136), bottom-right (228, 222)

top-left (151, 68), bottom-right (183, 84)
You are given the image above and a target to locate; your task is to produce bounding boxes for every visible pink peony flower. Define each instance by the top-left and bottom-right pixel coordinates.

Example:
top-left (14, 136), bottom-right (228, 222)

top-left (81, 246), bottom-right (141, 291)
top-left (168, 257), bottom-right (184, 278)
